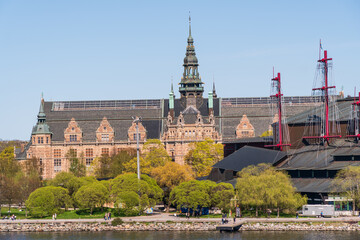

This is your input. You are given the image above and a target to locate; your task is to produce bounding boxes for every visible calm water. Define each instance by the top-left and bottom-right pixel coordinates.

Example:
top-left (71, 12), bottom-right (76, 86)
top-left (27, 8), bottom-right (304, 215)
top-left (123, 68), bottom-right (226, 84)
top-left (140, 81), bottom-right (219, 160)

top-left (0, 231), bottom-right (359, 240)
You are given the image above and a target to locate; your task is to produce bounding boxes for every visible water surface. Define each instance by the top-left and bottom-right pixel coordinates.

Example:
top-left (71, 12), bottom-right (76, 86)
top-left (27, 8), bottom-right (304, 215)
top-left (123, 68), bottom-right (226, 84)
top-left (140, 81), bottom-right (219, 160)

top-left (1, 231), bottom-right (359, 240)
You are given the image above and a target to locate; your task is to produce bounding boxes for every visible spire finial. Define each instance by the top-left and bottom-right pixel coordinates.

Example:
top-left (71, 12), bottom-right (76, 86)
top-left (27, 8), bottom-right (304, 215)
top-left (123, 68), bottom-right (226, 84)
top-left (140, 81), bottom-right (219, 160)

top-left (189, 11), bottom-right (191, 37)
top-left (171, 76), bottom-right (174, 93)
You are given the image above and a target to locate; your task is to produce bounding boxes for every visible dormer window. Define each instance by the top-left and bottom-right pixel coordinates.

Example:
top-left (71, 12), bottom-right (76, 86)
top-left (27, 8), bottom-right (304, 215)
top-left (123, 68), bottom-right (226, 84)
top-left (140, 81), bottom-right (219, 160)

top-left (70, 135), bottom-right (77, 142)
top-left (101, 134), bottom-right (109, 142)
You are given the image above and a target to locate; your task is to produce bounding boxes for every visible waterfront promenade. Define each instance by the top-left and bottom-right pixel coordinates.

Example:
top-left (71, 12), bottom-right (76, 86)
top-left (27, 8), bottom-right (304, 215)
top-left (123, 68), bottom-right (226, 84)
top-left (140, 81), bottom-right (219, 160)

top-left (1, 213), bottom-right (359, 224)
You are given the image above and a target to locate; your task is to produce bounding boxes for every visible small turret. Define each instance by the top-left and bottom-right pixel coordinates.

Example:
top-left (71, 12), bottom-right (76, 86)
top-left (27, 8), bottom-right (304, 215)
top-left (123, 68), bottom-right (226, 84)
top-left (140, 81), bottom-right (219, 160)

top-left (31, 94), bottom-right (52, 145)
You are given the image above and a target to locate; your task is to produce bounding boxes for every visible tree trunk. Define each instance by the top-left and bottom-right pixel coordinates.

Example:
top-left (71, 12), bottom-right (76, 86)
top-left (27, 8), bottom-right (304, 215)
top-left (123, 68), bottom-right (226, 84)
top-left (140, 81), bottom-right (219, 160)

top-left (90, 207), bottom-right (93, 215)
top-left (255, 207), bottom-right (258, 217)
top-left (353, 200), bottom-right (356, 216)
top-left (277, 208), bottom-right (280, 218)
top-left (166, 200), bottom-right (171, 213)
top-left (25, 207), bottom-right (28, 218)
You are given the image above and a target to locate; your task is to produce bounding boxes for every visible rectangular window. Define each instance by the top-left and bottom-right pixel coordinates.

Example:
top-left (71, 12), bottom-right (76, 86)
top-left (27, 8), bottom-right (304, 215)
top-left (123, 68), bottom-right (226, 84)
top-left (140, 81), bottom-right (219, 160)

top-left (85, 148), bottom-right (93, 157)
top-left (101, 134), bottom-right (109, 142)
top-left (86, 158), bottom-right (93, 167)
top-left (69, 149), bottom-right (77, 157)
top-left (38, 137), bottom-right (44, 144)
top-left (101, 148), bottom-right (109, 156)
top-left (69, 135), bottom-right (77, 142)
top-left (46, 137), bottom-right (49, 144)
top-left (54, 149), bottom-right (61, 158)
top-left (54, 159), bottom-right (61, 172)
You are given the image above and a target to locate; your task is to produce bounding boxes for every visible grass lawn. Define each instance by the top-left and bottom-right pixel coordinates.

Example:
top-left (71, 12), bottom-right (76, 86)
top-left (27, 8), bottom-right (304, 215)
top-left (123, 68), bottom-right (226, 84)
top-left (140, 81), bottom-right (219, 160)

top-left (0, 207), bottom-right (110, 220)
top-left (1, 207), bottom-right (29, 219)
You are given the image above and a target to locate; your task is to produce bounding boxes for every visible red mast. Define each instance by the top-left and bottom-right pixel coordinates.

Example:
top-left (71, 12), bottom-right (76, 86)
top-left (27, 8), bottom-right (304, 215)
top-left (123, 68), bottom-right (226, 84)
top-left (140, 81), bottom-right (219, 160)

top-left (347, 92), bottom-right (360, 139)
top-left (265, 72), bottom-right (291, 151)
top-left (303, 50), bottom-right (341, 142)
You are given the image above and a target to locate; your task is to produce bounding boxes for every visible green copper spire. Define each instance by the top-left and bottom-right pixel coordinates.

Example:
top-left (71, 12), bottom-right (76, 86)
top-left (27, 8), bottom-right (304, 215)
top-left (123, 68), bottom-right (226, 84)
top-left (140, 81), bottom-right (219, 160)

top-left (179, 15), bottom-right (204, 100)
top-left (37, 94), bottom-right (46, 123)
top-left (32, 94), bottom-right (52, 136)
top-left (169, 80), bottom-right (174, 109)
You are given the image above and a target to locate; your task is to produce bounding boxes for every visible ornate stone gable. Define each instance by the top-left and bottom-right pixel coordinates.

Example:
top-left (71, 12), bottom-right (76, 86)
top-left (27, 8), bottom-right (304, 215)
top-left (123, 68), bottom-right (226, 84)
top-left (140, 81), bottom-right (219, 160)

top-left (236, 115), bottom-right (255, 138)
top-left (64, 118), bottom-right (82, 143)
top-left (96, 117), bottom-right (114, 142)
top-left (128, 120), bottom-right (147, 142)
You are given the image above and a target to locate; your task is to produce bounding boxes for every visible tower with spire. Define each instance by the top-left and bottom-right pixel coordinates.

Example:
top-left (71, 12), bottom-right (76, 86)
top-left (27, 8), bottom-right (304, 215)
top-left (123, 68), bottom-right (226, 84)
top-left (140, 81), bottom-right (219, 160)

top-left (179, 15), bottom-right (204, 108)
top-left (31, 94), bottom-right (52, 145)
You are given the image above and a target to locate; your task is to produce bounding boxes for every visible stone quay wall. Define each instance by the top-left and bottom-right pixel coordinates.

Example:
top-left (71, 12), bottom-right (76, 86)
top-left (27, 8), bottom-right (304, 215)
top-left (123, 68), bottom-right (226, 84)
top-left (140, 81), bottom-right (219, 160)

top-left (1, 221), bottom-right (360, 232)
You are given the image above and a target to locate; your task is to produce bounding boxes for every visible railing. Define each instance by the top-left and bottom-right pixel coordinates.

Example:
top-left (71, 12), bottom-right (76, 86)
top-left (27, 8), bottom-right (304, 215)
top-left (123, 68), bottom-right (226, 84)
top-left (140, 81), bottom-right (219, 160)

top-left (221, 96), bottom-right (324, 106)
top-left (52, 99), bottom-right (162, 111)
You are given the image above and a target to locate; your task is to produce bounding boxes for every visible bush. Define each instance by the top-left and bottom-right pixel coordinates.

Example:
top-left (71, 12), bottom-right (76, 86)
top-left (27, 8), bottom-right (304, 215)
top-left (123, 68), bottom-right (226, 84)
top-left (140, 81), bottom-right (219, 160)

top-left (111, 217), bottom-right (124, 226)
top-left (112, 208), bottom-right (140, 217)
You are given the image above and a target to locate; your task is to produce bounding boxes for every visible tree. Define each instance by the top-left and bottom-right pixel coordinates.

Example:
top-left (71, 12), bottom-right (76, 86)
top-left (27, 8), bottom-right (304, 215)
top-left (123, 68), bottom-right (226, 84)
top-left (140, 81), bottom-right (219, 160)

top-left (74, 182), bottom-right (109, 214)
top-left (169, 180), bottom-right (211, 215)
top-left (67, 150), bottom-right (86, 177)
top-left (210, 182), bottom-right (235, 213)
top-left (92, 148), bottom-right (136, 179)
top-left (111, 173), bottom-right (163, 211)
top-left (111, 148), bottom-right (136, 177)
top-left (236, 164), bottom-right (306, 217)
top-left (151, 162), bottom-right (195, 212)
top-left (332, 166), bottom-right (360, 215)
top-left (0, 147), bottom-right (20, 216)
top-left (26, 187), bottom-right (55, 218)
top-left (123, 139), bottom-right (171, 174)
top-left (26, 186), bottom-right (72, 217)
top-left (185, 139), bottom-right (223, 177)
top-left (49, 172), bottom-right (82, 196)
top-left (93, 154), bottom-right (112, 178)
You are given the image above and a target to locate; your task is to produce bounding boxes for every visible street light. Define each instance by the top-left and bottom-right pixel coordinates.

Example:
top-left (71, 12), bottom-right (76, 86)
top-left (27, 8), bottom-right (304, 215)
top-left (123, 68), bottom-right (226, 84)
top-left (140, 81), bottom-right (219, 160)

top-left (132, 116), bottom-right (142, 180)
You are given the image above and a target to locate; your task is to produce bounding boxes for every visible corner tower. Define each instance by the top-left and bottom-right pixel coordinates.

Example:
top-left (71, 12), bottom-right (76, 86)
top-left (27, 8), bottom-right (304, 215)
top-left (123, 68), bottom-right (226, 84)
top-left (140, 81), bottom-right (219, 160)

top-left (31, 94), bottom-right (52, 145)
top-left (179, 16), bottom-right (204, 108)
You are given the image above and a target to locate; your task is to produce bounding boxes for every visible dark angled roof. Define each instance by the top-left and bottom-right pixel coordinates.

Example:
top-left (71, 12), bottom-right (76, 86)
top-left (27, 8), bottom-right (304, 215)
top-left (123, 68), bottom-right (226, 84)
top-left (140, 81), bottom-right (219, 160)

top-left (287, 98), bottom-right (355, 124)
top-left (212, 146), bottom-right (287, 172)
top-left (291, 178), bottom-right (333, 193)
top-left (278, 140), bottom-right (360, 170)
top-left (163, 98), bottom-right (220, 117)
top-left (43, 101), bottom-right (164, 142)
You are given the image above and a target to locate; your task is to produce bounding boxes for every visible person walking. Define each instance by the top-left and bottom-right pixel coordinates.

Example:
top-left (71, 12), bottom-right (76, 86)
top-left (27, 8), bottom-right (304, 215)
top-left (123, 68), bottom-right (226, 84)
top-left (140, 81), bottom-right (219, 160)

top-left (108, 212), bottom-right (111, 220)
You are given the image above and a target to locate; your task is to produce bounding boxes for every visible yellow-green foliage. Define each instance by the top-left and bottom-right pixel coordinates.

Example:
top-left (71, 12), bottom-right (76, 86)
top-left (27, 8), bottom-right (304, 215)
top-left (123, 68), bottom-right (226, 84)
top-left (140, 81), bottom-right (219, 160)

top-left (236, 164), bottom-right (307, 214)
top-left (185, 139), bottom-right (224, 177)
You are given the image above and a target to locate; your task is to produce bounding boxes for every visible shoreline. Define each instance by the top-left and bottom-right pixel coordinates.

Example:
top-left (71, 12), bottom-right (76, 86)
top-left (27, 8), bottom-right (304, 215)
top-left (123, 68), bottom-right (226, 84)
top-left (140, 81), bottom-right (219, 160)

top-left (1, 216), bottom-right (360, 232)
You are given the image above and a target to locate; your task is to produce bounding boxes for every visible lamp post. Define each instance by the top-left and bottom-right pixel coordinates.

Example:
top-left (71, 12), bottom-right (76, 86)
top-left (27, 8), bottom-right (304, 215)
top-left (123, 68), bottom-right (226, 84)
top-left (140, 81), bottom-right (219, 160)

top-left (132, 116), bottom-right (142, 180)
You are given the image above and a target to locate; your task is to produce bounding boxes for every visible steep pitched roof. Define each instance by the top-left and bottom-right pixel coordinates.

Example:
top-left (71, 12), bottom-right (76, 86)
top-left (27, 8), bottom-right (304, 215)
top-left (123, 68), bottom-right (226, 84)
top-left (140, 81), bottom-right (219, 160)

top-left (212, 145), bottom-right (287, 172)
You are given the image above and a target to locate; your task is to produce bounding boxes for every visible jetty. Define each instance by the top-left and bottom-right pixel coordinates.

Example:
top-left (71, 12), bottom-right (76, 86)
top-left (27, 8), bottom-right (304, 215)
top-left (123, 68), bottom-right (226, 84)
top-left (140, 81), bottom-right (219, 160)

top-left (216, 220), bottom-right (246, 232)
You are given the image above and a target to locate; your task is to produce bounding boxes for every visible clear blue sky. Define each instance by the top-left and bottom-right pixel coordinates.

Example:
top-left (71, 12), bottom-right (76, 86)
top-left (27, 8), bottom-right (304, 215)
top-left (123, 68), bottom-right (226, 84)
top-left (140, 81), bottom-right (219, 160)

top-left (0, 0), bottom-right (359, 140)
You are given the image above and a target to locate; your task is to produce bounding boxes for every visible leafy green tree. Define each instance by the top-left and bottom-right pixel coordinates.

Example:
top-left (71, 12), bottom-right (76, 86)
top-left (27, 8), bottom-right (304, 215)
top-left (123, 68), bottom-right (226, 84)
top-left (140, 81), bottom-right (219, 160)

top-left (74, 182), bottom-right (109, 214)
top-left (111, 173), bottom-right (163, 210)
top-left (93, 154), bottom-right (112, 178)
top-left (26, 187), bottom-right (55, 218)
top-left (210, 182), bottom-right (235, 213)
top-left (67, 150), bottom-right (86, 177)
top-left (26, 186), bottom-right (72, 217)
top-left (49, 172), bottom-right (82, 196)
top-left (123, 139), bottom-right (171, 174)
top-left (169, 180), bottom-right (211, 215)
top-left (151, 161), bottom-right (195, 212)
top-left (236, 164), bottom-right (306, 217)
top-left (111, 148), bottom-right (136, 177)
top-left (0, 147), bottom-right (21, 216)
top-left (332, 166), bottom-right (360, 215)
top-left (185, 139), bottom-right (223, 177)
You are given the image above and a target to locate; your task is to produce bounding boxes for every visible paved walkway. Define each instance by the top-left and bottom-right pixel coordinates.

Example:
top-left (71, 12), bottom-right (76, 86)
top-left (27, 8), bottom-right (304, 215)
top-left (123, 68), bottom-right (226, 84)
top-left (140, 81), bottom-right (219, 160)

top-left (1, 213), bottom-right (360, 224)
